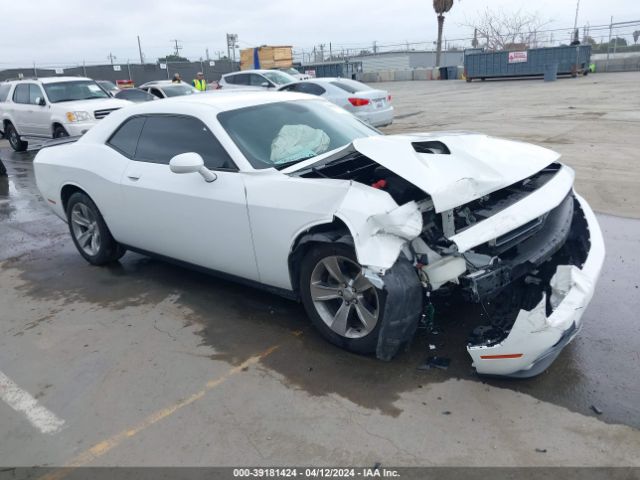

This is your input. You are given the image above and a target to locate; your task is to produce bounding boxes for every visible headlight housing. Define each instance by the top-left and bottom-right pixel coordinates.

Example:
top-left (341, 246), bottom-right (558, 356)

top-left (65, 111), bottom-right (93, 122)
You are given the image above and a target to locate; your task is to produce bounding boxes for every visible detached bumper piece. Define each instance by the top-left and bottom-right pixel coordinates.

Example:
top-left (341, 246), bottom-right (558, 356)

top-left (467, 193), bottom-right (605, 377)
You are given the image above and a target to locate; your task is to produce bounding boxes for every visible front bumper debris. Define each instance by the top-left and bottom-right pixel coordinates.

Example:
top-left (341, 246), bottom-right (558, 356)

top-left (467, 193), bottom-right (605, 377)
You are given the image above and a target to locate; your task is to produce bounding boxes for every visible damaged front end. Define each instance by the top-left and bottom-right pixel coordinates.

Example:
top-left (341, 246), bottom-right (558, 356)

top-left (291, 133), bottom-right (605, 377)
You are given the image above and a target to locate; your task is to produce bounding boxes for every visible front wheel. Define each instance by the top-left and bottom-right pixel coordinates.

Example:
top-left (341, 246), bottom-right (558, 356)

top-left (6, 123), bottom-right (28, 152)
top-left (300, 243), bottom-right (386, 355)
top-left (66, 192), bottom-right (125, 265)
top-left (53, 125), bottom-right (69, 138)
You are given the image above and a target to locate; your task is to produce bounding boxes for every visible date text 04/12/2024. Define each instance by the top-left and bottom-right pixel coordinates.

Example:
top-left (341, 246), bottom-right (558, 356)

top-left (232, 468), bottom-right (400, 478)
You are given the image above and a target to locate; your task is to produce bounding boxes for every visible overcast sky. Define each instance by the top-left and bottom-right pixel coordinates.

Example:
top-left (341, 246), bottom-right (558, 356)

top-left (1, 0), bottom-right (637, 67)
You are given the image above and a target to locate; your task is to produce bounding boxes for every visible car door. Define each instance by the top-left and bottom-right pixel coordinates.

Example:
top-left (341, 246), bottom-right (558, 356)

top-left (10, 84), bottom-right (32, 135)
top-left (117, 114), bottom-right (259, 281)
top-left (250, 74), bottom-right (273, 90)
top-left (28, 84), bottom-right (51, 137)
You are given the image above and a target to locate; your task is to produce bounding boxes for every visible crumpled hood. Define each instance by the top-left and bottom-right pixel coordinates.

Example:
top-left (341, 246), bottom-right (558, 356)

top-left (351, 132), bottom-right (561, 212)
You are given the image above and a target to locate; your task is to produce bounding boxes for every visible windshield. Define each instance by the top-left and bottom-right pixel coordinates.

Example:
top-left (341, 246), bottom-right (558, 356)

top-left (282, 68), bottom-right (300, 76)
top-left (218, 99), bottom-right (379, 169)
top-left (98, 81), bottom-right (117, 90)
top-left (262, 71), bottom-right (296, 85)
top-left (43, 80), bottom-right (110, 103)
top-left (162, 84), bottom-right (197, 97)
top-left (116, 89), bottom-right (155, 102)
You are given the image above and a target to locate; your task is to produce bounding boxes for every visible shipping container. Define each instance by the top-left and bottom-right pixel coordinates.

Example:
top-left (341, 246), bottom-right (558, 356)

top-left (464, 45), bottom-right (591, 82)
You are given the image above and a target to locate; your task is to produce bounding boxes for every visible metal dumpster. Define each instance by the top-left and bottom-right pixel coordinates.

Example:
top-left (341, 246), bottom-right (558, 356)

top-left (464, 45), bottom-right (591, 82)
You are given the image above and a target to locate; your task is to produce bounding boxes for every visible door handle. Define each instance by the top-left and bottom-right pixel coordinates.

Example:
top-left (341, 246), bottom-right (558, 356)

top-left (127, 174), bottom-right (141, 181)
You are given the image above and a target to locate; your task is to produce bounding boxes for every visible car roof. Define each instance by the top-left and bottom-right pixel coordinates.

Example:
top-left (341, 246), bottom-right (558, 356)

top-left (2, 76), bottom-right (93, 85)
top-left (116, 90), bottom-right (314, 114)
top-left (38, 76), bottom-right (94, 84)
top-left (139, 80), bottom-right (189, 87)
top-left (224, 69), bottom-right (284, 76)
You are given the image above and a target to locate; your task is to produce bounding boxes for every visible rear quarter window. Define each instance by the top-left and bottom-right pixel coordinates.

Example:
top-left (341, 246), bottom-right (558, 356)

top-left (107, 116), bottom-right (146, 158)
top-left (0, 84), bottom-right (11, 102)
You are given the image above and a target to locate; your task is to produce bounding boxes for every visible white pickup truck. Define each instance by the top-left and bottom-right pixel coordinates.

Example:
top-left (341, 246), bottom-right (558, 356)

top-left (0, 76), bottom-right (130, 151)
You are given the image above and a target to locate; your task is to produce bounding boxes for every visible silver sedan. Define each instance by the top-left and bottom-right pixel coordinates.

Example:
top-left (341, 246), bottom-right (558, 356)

top-left (279, 78), bottom-right (393, 127)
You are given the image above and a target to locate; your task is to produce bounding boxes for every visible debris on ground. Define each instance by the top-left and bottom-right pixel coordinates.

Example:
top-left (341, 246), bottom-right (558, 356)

top-left (591, 405), bottom-right (603, 415)
top-left (535, 448), bottom-right (548, 453)
top-left (373, 463), bottom-right (381, 470)
top-left (428, 344), bottom-right (436, 350)
top-left (417, 356), bottom-right (450, 371)
top-left (442, 411), bottom-right (451, 415)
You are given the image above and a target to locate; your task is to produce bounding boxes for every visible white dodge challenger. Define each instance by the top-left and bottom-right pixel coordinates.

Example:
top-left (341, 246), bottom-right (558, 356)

top-left (34, 91), bottom-right (605, 377)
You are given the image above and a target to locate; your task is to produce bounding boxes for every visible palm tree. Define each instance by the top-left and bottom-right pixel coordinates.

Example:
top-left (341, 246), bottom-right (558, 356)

top-left (433, 0), bottom-right (454, 67)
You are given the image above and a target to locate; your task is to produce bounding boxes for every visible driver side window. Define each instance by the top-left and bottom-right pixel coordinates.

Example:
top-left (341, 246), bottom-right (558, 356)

top-left (134, 115), bottom-right (237, 171)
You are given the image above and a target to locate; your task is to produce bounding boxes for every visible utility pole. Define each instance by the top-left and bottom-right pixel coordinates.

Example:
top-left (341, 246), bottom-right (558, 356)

top-left (206, 48), bottom-right (210, 61)
top-left (606, 16), bottom-right (613, 72)
top-left (572, 0), bottom-right (581, 76)
top-left (226, 34), bottom-right (238, 65)
top-left (372, 41), bottom-right (377, 54)
top-left (170, 39), bottom-right (183, 57)
top-left (107, 52), bottom-right (117, 65)
top-left (137, 35), bottom-right (144, 64)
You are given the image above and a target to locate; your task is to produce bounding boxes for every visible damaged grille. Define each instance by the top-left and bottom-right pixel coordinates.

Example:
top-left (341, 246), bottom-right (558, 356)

top-left (461, 193), bottom-right (577, 301)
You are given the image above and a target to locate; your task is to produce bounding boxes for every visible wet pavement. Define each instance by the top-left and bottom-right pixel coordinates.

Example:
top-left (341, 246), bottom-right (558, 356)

top-left (1, 140), bottom-right (639, 467)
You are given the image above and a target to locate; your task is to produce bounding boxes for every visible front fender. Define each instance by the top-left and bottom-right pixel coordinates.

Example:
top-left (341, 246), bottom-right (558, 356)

top-left (334, 182), bottom-right (423, 273)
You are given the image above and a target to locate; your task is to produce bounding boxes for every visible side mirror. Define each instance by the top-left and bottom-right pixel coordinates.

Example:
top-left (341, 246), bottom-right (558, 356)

top-left (169, 152), bottom-right (217, 182)
top-left (261, 82), bottom-right (273, 88)
top-left (36, 97), bottom-right (46, 106)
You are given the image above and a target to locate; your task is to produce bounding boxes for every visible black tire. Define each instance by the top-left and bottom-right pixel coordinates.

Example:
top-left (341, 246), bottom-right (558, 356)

top-left (5, 123), bottom-right (28, 152)
top-left (53, 125), bottom-right (69, 138)
top-left (66, 192), bottom-right (125, 265)
top-left (300, 243), bottom-right (387, 355)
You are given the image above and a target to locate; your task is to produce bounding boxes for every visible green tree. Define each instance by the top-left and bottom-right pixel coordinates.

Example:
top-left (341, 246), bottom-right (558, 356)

top-left (433, 0), bottom-right (454, 67)
top-left (158, 54), bottom-right (189, 62)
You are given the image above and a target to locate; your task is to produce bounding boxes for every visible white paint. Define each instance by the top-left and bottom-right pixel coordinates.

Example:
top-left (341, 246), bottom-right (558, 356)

top-left (0, 370), bottom-right (65, 434)
top-left (351, 132), bottom-right (561, 213)
top-left (467, 194), bottom-right (605, 376)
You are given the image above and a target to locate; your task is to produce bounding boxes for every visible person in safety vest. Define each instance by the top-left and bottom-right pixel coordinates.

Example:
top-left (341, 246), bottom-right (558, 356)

top-left (192, 72), bottom-right (207, 91)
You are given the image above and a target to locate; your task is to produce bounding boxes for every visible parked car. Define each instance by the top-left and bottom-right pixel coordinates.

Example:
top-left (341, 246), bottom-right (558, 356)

top-left (138, 81), bottom-right (199, 99)
top-left (277, 67), bottom-right (310, 81)
top-left (0, 77), bottom-right (131, 151)
top-left (279, 78), bottom-right (393, 127)
top-left (33, 92), bottom-right (604, 378)
top-left (219, 69), bottom-right (297, 90)
top-left (114, 88), bottom-right (157, 103)
top-left (96, 80), bottom-right (120, 97)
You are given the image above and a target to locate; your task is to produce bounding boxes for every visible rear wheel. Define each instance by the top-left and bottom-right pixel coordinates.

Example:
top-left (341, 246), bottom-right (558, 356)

top-left (66, 192), bottom-right (125, 265)
top-left (6, 123), bottom-right (28, 152)
top-left (300, 243), bottom-right (385, 354)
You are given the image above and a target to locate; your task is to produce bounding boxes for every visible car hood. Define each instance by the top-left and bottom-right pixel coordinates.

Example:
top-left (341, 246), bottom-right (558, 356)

top-left (299, 132), bottom-right (560, 213)
top-left (54, 98), bottom-right (131, 111)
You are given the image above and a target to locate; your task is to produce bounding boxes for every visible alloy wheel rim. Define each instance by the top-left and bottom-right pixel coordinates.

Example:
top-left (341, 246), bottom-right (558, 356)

top-left (70, 203), bottom-right (101, 256)
top-left (9, 129), bottom-right (19, 147)
top-left (310, 255), bottom-right (379, 339)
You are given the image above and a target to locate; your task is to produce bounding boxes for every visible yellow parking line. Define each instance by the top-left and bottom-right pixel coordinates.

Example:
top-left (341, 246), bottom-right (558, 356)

top-left (39, 345), bottom-right (280, 480)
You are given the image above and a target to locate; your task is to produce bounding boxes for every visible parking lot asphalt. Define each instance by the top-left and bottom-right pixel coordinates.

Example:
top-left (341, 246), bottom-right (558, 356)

top-left (1, 73), bottom-right (640, 469)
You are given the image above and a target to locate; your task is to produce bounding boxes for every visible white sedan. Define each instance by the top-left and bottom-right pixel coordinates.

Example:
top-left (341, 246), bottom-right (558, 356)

top-left (279, 78), bottom-right (393, 127)
top-left (34, 92), bottom-right (604, 377)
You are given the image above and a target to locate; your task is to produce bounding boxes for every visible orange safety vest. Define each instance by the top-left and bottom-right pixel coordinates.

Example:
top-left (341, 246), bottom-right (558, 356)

top-left (193, 78), bottom-right (206, 91)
